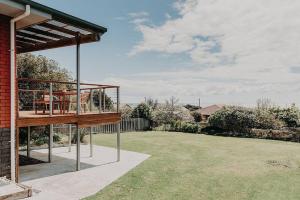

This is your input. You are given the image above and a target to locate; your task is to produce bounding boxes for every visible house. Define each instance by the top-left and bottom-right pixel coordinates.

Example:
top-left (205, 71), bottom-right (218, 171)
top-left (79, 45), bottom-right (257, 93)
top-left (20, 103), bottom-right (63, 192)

top-left (198, 104), bottom-right (224, 121)
top-left (0, 0), bottom-right (121, 183)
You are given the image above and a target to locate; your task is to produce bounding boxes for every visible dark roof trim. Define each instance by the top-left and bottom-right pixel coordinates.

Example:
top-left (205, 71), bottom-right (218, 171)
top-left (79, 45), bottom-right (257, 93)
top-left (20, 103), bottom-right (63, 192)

top-left (11, 0), bottom-right (107, 34)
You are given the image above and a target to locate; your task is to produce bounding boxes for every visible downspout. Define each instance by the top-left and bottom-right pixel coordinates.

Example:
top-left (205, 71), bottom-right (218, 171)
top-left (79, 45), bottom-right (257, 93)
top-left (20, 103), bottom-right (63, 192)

top-left (10, 5), bottom-right (31, 182)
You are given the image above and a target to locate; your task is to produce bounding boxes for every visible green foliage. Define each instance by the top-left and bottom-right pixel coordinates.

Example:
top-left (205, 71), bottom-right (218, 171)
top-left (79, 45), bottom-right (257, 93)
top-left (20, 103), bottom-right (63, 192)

top-left (191, 111), bottom-right (202, 122)
top-left (184, 104), bottom-right (200, 112)
top-left (152, 104), bottom-right (193, 127)
top-left (254, 109), bottom-right (283, 129)
top-left (17, 53), bottom-right (72, 81)
top-left (208, 106), bottom-right (256, 133)
top-left (131, 103), bottom-right (152, 120)
top-left (174, 121), bottom-right (200, 133)
top-left (269, 104), bottom-right (300, 127)
top-left (92, 90), bottom-right (114, 110)
top-left (154, 121), bottom-right (200, 133)
top-left (17, 53), bottom-right (73, 110)
top-left (120, 105), bottom-right (133, 118)
top-left (20, 126), bottom-right (61, 146)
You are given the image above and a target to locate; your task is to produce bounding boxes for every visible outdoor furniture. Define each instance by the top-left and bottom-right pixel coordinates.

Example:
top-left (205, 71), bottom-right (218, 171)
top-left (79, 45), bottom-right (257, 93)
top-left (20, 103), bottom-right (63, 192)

top-left (34, 92), bottom-right (61, 114)
top-left (80, 92), bottom-right (91, 113)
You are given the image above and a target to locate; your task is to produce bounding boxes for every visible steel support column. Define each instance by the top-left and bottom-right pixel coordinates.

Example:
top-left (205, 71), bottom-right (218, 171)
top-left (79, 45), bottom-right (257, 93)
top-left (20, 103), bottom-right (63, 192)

top-left (117, 123), bottom-right (120, 161)
top-left (68, 124), bottom-right (72, 152)
top-left (90, 127), bottom-right (93, 157)
top-left (49, 83), bottom-right (53, 163)
top-left (76, 33), bottom-right (81, 171)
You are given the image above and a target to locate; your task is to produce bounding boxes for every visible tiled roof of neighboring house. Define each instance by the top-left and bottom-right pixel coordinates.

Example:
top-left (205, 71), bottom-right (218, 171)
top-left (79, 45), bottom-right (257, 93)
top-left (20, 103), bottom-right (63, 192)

top-left (198, 104), bottom-right (225, 116)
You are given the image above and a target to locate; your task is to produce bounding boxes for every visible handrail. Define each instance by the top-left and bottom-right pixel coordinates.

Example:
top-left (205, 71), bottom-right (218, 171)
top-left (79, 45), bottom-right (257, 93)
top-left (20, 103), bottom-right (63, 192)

top-left (17, 78), bottom-right (119, 89)
top-left (17, 78), bottom-right (120, 117)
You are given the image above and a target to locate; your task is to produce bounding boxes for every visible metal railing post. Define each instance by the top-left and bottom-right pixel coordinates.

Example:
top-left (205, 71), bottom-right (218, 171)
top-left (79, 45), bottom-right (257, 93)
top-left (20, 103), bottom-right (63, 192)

top-left (49, 83), bottom-right (53, 116)
top-left (98, 88), bottom-right (102, 113)
top-left (117, 87), bottom-right (120, 113)
top-left (33, 91), bottom-right (36, 111)
top-left (103, 88), bottom-right (106, 112)
top-left (90, 89), bottom-right (93, 112)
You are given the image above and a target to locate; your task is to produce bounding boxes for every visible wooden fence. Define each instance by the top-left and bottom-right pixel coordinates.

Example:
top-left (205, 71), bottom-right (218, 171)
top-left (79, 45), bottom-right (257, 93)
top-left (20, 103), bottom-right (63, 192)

top-left (94, 118), bottom-right (150, 133)
top-left (53, 118), bottom-right (150, 134)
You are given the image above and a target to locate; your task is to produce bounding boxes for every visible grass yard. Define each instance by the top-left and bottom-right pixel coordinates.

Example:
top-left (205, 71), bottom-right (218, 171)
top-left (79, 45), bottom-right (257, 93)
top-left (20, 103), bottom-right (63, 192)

top-left (86, 132), bottom-right (300, 200)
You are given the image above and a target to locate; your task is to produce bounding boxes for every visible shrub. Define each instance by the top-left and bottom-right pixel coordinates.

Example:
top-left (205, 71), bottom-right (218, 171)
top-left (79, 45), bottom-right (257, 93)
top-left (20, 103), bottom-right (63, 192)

top-left (269, 105), bottom-right (300, 127)
top-left (131, 103), bottom-right (152, 120)
top-left (170, 121), bottom-right (200, 133)
top-left (208, 106), bottom-right (256, 133)
top-left (152, 105), bottom-right (193, 127)
top-left (254, 109), bottom-right (283, 129)
top-left (191, 111), bottom-right (202, 122)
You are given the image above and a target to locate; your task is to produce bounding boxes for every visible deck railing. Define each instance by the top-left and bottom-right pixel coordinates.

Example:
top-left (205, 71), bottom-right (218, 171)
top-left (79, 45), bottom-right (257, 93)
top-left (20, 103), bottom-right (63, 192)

top-left (17, 78), bottom-right (120, 118)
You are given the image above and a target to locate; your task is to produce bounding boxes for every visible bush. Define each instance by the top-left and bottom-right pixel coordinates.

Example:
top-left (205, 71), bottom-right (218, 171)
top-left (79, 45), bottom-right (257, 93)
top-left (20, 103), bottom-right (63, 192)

top-left (269, 105), bottom-right (300, 127)
top-left (152, 105), bottom-right (193, 127)
top-left (153, 121), bottom-right (200, 134)
top-left (191, 111), bottom-right (202, 122)
top-left (131, 103), bottom-right (152, 120)
top-left (208, 106), bottom-right (256, 134)
top-left (250, 129), bottom-right (300, 142)
top-left (254, 109), bottom-right (283, 129)
top-left (20, 126), bottom-right (61, 146)
top-left (170, 121), bottom-right (200, 133)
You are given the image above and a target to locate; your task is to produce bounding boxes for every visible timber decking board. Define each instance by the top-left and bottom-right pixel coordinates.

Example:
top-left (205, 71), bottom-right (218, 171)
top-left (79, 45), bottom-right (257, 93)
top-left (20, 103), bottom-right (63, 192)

top-left (17, 112), bottom-right (121, 127)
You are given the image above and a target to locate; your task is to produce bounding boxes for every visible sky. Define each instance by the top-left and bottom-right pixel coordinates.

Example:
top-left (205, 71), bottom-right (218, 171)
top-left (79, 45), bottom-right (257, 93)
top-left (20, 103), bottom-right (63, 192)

top-left (34, 0), bottom-right (300, 107)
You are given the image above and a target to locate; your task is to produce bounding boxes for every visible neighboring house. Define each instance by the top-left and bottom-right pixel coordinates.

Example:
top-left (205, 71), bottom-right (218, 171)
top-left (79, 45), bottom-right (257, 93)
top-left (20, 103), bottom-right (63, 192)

top-left (0, 0), bottom-right (121, 183)
top-left (198, 104), bottom-right (225, 121)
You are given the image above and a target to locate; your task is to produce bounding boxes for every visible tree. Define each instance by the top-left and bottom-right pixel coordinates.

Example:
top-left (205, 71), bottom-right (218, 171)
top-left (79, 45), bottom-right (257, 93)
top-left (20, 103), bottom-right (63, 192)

top-left (131, 103), bottom-right (152, 120)
top-left (17, 53), bottom-right (72, 146)
top-left (145, 97), bottom-right (159, 110)
top-left (256, 98), bottom-right (272, 110)
top-left (17, 53), bottom-right (72, 81)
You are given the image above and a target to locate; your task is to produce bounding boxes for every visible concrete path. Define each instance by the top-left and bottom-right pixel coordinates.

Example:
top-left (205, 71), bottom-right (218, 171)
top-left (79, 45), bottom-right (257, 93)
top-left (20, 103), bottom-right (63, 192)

top-left (20, 145), bottom-right (150, 200)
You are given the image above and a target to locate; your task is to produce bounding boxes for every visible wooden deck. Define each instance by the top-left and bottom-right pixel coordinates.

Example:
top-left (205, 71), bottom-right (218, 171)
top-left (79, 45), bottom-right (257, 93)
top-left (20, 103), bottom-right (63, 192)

top-left (17, 111), bottom-right (121, 128)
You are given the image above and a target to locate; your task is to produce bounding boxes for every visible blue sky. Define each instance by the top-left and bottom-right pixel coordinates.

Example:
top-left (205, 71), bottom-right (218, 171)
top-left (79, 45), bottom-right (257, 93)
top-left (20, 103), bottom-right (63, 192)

top-left (35, 0), bottom-right (180, 75)
top-left (34, 0), bottom-right (300, 107)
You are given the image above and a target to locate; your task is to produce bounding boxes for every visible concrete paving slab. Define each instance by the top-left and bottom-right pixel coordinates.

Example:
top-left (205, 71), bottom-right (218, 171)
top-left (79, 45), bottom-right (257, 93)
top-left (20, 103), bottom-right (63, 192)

top-left (20, 145), bottom-right (150, 200)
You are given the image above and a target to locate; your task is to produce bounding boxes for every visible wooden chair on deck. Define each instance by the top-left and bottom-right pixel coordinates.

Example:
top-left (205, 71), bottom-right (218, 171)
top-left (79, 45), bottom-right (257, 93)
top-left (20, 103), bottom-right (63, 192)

top-left (34, 93), bottom-right (60, 114)
top-left (80, 92), bottom-right (91, 113)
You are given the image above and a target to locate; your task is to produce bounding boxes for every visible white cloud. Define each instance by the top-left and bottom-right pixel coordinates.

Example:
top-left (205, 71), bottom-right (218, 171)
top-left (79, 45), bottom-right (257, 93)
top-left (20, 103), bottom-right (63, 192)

top-left (123, 0), bottom-right (300, 106)
top-left (127, 11), bottom-right (150, 26)
top-left (128, 11), bottom-right (149, 18)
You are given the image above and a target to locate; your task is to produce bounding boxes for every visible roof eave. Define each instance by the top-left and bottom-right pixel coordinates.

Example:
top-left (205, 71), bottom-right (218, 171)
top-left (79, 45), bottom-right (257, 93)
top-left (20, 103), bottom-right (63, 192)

top-left (10, 0), bottom-right (107, 34)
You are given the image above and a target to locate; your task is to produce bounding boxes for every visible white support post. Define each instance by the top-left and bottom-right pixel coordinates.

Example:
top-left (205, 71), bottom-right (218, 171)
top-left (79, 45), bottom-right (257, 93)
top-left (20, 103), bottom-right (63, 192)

top-left (117, 123), bottom-right (120, 161)
top-left (27, 126), bottom-right (30, 158)
top-left (49, 124), bottom-right (53, 163)
top-left (90, 127), bottom-right (93, 157)
top-left (49, 83), bottom-right (53, 163)
top-left (76, 33), bottom-right (81, 171)
top-left (68, 124), bottom-right (72, 152)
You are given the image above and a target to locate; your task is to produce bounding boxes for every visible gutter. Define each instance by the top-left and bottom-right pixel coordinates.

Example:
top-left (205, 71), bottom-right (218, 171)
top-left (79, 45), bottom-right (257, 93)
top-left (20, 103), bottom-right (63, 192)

top-left (10, 5), bottom-right (31, 183)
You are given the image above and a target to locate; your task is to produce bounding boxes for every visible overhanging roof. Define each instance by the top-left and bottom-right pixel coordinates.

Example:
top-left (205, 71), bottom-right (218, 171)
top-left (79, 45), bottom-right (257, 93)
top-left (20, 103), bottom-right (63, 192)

top-left (0, 0), bottom-right (107, 53)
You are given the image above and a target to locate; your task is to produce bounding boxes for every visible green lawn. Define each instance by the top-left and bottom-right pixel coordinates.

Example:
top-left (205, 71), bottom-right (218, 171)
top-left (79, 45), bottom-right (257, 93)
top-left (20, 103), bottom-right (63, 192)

top-left (86, 132), bottom-right (300, 200)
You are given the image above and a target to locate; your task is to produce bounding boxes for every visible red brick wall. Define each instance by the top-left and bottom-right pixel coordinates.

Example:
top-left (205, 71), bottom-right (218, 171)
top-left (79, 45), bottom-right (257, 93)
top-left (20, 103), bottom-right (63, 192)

top-left (0, 14), bottom-right (11, 128)
top-left (0, 14), bottom-right (12, 179)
